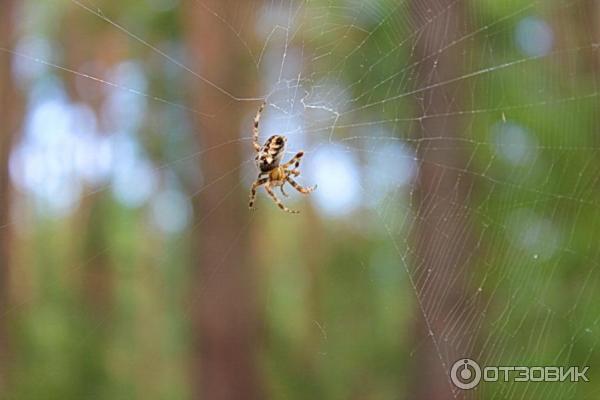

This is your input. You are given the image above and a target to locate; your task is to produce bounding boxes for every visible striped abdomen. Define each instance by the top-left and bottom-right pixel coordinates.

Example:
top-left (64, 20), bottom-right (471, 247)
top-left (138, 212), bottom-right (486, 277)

top-left (256, 135), bottom-right (287, 172)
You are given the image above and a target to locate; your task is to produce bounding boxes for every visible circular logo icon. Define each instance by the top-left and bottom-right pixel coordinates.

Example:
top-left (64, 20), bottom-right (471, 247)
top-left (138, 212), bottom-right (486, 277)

top-left (450, 358), bottom-right (482, 390)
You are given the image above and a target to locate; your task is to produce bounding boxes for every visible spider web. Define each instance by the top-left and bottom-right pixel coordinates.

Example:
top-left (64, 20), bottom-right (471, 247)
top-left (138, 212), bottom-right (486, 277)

top-left (3, 0), bottom-right (600, 398)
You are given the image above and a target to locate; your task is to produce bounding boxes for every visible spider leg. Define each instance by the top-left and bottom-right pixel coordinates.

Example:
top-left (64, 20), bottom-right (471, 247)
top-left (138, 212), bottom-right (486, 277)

top-left (280, 183), bottom-right (289, 197)
top-left (286, 176), bottom-right (317, 195)
top-left (248, 176), bottom-right (269, 209)
top-left (265, 183), bottom-right (299, 214)
top-left (282, 151), bottom-right (304, 169)
top-left (252, 101), bottom-right (265, 152)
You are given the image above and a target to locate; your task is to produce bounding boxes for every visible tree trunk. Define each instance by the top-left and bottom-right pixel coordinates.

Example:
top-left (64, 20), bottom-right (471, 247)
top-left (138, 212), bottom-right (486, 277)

top-left (182, 2), bottom-right (263, 399)
top-left (410, 1), bottom-right (473, 399)
top-left (0, 0), bottom-right (21, 389)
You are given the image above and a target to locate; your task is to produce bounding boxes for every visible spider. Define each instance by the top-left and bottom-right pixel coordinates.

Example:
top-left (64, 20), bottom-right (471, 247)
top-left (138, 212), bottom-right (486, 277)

top-left (248, 102), bottom-right (316, 214)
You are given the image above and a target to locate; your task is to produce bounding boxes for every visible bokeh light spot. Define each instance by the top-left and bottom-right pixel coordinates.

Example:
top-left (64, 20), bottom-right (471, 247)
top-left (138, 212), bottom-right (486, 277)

top-left (307, 145), bottom-right (360, 218)
top-left (515, 17), bottom-right (554, 57)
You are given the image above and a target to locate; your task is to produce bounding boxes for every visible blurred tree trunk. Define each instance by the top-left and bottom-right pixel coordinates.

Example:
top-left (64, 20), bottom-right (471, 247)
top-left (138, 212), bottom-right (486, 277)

top-left (577, 1), bottom-right (600, 73)
top-left (410, 1), bottom-right (473, 399)
top-left (182, 2), bottom-right (263, 399)
top-left (60, 3), bottom-right (120, 394)
top-left (0, 0), bottom-right (21, 389)
top-left (61, 2), bottom-right (119, 315)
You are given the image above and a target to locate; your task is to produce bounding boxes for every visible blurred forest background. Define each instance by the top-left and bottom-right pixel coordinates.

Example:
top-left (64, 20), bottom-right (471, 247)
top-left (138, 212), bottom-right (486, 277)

top-left (1, 0), bottom-right (600, 399)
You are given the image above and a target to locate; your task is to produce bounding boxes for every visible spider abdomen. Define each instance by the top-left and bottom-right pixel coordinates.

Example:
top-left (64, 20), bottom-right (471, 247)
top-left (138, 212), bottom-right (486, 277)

top-left (256, 134), bottom-right (287, 172)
